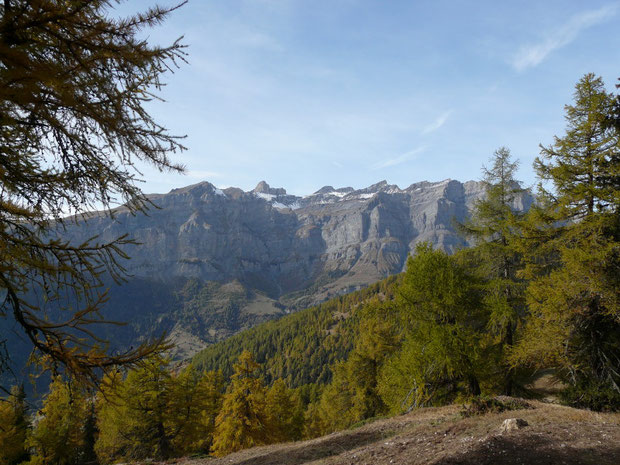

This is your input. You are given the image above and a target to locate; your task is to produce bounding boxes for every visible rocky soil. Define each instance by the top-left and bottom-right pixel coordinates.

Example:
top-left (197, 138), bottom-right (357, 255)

top-left (165, 400), bottom-right (619, 465)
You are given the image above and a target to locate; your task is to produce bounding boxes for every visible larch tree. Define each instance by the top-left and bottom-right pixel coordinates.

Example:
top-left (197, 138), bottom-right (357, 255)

top-left (601, 77), bottom-right (620, 200)
top-left (264, 378), bottom-right (304, 442)
top-left (168, 366), bottom-right (225, 455)
top-left (27, 376), bottom-right (91, 465)
top-left (0, 0), bottom-right (186, 386)
top-left (94, 356), bottom-right (185, 462)
top-left (112, 363), bottom-right (224, 460)
top-left (535, 73), bottom-right (618, 218)
top-left (458, 147), bottom-right (527, 395)
top-left (0, 385), bottom-right (30, 465)
top-left (312, 360), bottom-right (358, 434)
top-left (92, 371), bottom-right (125, 464)
top-left (211, 351), bottom-right (270, 457)
top-left (378, 243), bottom-right (487, 411)
top-left (513, 74), bottom-right (620, 407)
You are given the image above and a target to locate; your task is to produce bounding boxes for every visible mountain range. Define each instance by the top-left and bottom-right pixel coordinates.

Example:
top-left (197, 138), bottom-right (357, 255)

top-left (60, 178), bottom-right (532, 358)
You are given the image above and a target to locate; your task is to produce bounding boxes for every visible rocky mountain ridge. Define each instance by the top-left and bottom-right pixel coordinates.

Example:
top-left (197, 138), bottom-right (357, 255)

top-left (78, 178), bottom-right (532, 293)
top-left (62, 178), bottom-right (533, 357)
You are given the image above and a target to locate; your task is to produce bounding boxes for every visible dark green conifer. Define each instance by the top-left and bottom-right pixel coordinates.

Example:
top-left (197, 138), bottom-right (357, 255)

top-left (0, 385), bottom-right (29, 465)
top-left (379, 244), bottom-right (487, 411)
top-left (459, 147), bottom-right (527, 395)
top-left (513, 74), bottom-right (620, 408)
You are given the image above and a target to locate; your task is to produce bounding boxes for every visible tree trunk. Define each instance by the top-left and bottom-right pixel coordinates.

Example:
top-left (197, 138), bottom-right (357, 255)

top-left (503, 322), bottom-right (514, 396)
top-left (157, 421), bottom-right (171, 460)
top-left (468, 375), bottom-right (481, 396)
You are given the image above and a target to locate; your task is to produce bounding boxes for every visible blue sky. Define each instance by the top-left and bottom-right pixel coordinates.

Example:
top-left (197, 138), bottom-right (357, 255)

top-left (121, 0), bottom-right (620, 196)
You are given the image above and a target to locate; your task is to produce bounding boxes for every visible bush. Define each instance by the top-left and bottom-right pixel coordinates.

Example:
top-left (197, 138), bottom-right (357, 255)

top-left (461, 396), bottom-right (531, 417)
top-left (560, 380), bottom-right (620, 412)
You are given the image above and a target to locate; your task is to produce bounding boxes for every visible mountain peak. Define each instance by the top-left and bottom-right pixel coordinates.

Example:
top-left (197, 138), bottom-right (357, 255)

top-left (168, 180), bottom-right (217, 195)
top-left (253, 181), bottom-right (271, 193)
top-left (367, 180), bottom-right (388, 191)
top-left (314, 185), bottom-right (336, 194)
top-left (252, 181), bottom-right (286, 196)
top-left (358, 180), bottom-right (399, 194)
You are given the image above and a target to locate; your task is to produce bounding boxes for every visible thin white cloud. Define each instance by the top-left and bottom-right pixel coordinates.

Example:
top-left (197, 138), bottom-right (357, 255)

top-left (422, 110), bottom-right (453, 135)
top-left (512, 4), bottom-right (618, 72)
top-left (372, 146), bottom-right (427, 170)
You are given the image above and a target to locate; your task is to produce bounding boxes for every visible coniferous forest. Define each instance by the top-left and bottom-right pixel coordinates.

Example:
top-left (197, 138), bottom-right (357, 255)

top-left (1, 1), bottom-right (619, 464)
top-left (1, 72), bottom-right (618, 464)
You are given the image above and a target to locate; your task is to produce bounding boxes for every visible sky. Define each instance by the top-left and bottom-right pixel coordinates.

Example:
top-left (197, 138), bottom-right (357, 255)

top-left (118, 0), bottom-right (620, 196)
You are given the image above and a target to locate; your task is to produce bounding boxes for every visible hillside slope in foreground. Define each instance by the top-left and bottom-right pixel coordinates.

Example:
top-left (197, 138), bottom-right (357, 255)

top-left (158, 400), bottom-right (618, 465)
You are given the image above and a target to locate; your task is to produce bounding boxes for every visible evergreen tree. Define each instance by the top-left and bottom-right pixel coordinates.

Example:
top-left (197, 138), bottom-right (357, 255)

top-left (601, 77), bottom-right (620, 198)
top-left (378, 244), bottom-right (487, 411)
top-left (93, 371), bottom-right (127, 464)
top-left (265, 379), bottom-right (304, 442)
top-left (124, 357), bottom-right (174, 460)
top-left (348, 304), bottom-right (401, 412)
top-left (27, 377), bottom-right (90, 465)
top-left (312, 360), bottom-right (360, 434)
top-left (81, 400), bottom-right (98, 465)
top-left (459, 147), bottom-right (527, 395)
top-left (513, 74), bottom-right (620, 408)
top-left (211, 351), bottom-right (270, 457)
top-left (0, 385), bottom-right (30, 465)
top-left (95, 356), bottom-right (190, 462)
top-left (168, 367), bottom-right (224, 455)
top-left (535, 73), bottom-right (619, 218)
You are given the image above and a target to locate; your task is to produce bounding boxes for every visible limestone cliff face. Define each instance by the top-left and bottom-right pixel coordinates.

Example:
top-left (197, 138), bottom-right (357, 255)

top-left (0, 178), bottom-right (535, 380)
top-left (61, 178), bottom-right (532, 357)
top-left (72, 179), bottom-right (532, 300)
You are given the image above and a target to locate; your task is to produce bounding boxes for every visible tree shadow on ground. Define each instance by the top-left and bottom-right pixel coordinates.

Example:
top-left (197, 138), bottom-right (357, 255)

top-left (234, 429), bottom-right (389, 465)
top-left (434, 432), bottom-right (620, 465)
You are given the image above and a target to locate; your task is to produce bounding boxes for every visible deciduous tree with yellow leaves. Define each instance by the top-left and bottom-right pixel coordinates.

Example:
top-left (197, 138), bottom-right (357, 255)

top-left (211, 351), bottom-right (271, 457)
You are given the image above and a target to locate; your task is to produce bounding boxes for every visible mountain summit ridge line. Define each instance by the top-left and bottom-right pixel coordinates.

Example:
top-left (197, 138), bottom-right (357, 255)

top-left (68, 178), bottom-right (533, 297)
top-left (54, 178), bottom-right (533, 358)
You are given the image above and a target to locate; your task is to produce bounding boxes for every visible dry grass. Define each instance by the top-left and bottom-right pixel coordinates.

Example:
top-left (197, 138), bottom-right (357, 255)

top-left (152, 400), bottom-right (620, 465)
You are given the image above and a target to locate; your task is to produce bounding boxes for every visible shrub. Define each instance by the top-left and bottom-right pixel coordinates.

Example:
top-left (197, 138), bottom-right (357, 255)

top-left (461, 396), bottom-right (531, 417)
top-left (560, 380), bottom-right (620, 412)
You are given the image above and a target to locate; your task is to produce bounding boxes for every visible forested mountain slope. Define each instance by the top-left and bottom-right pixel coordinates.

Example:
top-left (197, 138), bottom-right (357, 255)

top-left (59, 179), bottom-right (532, 359)
top-left (192, 275), bottom-right (400, 387)
top-left (4, 178), bottom-right (533, 388)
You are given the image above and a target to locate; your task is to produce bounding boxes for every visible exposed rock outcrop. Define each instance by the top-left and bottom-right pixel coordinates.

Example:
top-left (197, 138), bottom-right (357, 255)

top-left (500, 418), bottom-right (529, 433)
top-left (72, 179), bottom-right (532, 299)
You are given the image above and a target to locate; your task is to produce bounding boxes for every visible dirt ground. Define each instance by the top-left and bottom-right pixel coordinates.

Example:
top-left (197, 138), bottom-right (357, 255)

top-left (164, 399), bottom-right (620, 465)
